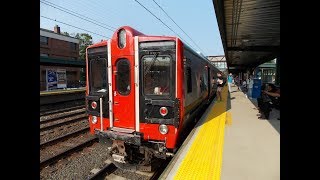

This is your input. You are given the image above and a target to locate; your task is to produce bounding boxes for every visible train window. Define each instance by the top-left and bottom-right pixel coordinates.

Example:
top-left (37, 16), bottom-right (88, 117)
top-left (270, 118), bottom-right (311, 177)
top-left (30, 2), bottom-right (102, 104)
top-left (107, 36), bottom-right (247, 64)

top-left (186, 67), bottom-right (192, 93)
top-left (70, 42), bottom-right (77, 50)
top-left (142, 55), bottom-right (171, 96)
top-left (203, 71), bottom-right (208, 90)
top-left (40, 36), bottom-right (48, 45)
top-left (116, 59), bottom-right (130, 95)
top-left (200, 75), bottom-right (204, 92)
top-left (89, 58), bottom-right (107, 93)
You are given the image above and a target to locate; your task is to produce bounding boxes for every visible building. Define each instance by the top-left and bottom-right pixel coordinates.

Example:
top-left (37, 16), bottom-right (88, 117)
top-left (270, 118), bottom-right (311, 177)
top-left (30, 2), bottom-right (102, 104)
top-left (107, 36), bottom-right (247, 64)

top-left (40, 25), bottom-right (84, 91)
top-left (207, 55), bottom-right (227, 72)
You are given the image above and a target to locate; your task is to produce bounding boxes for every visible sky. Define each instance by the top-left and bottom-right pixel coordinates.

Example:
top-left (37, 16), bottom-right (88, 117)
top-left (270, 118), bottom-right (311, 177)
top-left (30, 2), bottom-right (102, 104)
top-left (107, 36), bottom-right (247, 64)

top-left (40, 0), bottom-right (224, 56)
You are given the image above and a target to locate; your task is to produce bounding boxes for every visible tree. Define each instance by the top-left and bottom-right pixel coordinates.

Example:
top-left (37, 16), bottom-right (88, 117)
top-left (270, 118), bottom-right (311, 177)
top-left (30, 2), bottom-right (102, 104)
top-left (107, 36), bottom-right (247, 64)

top-left (75, 33), bottom-right (93, 60)
top-left (62, 32), bottom-right (70, 37)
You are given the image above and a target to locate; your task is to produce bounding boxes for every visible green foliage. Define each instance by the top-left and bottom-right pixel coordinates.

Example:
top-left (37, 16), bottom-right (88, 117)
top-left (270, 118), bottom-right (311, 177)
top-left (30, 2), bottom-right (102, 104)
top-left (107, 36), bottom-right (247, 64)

top-left (62, 32), bottom-right (70, 37)
top-left (75, 33), bottom-right (93, 60)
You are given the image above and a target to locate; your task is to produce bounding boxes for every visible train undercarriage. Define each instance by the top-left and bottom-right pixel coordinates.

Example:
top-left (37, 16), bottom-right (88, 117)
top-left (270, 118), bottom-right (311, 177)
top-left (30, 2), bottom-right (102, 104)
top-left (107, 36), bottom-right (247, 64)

top-left (96, 129), bottom-right (171, 172)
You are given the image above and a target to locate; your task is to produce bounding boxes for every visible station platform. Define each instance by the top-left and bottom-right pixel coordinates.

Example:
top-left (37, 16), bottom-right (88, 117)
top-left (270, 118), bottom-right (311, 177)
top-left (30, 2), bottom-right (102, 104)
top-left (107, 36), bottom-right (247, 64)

top-left (40, 87), bottom-right (85, 96)
top-left (160, 85), bottom-right (280, 179)
top-left (40, 87), bottom-right (86, 105)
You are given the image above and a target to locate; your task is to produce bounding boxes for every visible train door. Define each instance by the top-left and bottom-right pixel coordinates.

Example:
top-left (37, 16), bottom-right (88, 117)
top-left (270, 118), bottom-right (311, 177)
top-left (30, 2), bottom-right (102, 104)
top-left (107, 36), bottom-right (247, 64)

top-left (111, 57), bottom-right (135, 129)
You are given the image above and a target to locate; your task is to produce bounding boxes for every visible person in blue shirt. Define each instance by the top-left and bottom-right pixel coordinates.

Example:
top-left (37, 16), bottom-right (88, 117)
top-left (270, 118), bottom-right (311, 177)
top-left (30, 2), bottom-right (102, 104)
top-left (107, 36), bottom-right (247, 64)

top-left (227, 73), bottom-right (233, 93)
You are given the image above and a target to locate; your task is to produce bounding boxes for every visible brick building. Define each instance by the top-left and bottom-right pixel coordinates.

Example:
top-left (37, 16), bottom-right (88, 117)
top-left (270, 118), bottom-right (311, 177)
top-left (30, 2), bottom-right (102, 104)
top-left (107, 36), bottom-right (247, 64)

top-left (40, 25), bottom-right (85, 91)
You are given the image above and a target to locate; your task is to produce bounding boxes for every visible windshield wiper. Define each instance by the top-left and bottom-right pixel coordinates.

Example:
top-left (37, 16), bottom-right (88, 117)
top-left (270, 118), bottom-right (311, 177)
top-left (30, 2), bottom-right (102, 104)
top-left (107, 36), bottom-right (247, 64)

top-left (144, 53), bottom-right (159, 76)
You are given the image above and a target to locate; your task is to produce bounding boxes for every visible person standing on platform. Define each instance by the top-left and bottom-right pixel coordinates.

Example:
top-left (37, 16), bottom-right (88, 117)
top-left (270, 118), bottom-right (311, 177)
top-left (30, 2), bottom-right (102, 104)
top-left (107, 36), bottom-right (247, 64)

top-left (227, 73), bottom-right (233, 93)
top-left (247, 75), bottom-right (254, 98)
top-left (242, 79), bottom-right (247, 93)
top-left (235, 75), bottom-right (240, 91)
top-left (216, 72), bottom-right (224, 102)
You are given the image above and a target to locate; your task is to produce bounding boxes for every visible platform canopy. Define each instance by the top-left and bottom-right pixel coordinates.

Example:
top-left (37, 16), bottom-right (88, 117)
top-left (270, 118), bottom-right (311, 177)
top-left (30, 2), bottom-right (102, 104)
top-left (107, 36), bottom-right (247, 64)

top-left (212, 0), bottom-right (280, 71)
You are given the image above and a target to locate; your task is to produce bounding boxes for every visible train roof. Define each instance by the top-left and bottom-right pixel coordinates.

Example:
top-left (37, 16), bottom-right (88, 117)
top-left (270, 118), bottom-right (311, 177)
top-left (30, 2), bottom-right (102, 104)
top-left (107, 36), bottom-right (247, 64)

top-left (87, 40), bottom-right (108, 49)
top-left (182, 41), bottom-right (215, 66)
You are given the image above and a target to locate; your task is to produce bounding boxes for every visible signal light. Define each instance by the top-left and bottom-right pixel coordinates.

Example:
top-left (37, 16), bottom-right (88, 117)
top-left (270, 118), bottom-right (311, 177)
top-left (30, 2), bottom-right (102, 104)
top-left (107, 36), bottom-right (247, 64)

top-left (92, 116), bottom-right (98, 124)
top-left (118, 29), bottom-right (126, 49)
top-left (159, 107), bottom-right (168, 117)
top-left (91, 101), bottom-right (97, 109)
top-left (159, 124), bottom-right (168, 134)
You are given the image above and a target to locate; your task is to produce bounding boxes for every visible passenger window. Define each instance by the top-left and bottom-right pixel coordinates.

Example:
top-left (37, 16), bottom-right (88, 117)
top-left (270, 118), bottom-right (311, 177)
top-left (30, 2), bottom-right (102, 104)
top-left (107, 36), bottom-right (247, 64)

top-left (200, 75), bottom-right (203, 92)
top-left (116, 59), bottom-right (130, 95)
top-left (186, 67), bottom-right (192, 93)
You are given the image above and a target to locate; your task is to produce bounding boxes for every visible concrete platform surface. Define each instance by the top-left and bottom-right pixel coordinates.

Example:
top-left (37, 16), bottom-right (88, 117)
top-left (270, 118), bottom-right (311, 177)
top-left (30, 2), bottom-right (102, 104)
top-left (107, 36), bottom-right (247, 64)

top-left (221, 85), bottom-right (280, 180)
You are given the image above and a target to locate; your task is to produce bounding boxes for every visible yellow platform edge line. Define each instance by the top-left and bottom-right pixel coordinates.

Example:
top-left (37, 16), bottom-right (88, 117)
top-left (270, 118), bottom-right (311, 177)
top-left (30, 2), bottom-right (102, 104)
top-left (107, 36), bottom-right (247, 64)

top-left (174, 86), bottom-right (229, 180)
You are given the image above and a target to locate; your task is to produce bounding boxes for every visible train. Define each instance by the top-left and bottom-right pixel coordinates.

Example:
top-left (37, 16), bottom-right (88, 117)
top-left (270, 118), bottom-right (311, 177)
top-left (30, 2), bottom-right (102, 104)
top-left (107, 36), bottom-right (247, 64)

top-left (85, 26), bottom-right (221, 171)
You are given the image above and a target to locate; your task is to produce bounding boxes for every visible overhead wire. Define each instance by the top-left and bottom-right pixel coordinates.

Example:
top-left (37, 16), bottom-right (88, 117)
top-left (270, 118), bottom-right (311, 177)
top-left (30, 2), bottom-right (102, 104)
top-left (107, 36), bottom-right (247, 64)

top-left (133, 0), bottom-right (196, 50)
top-left (152, 0), bottom-right (206, 54)
top-left (41, 0), bottom-right (116, 30)
top-left (40, 15), bottom-right (111, 39)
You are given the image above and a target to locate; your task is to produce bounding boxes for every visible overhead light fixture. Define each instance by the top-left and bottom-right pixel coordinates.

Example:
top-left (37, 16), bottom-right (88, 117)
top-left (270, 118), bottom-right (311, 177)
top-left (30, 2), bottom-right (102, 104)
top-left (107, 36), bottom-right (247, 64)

top-left (242, 39), bottom-right (249, 42)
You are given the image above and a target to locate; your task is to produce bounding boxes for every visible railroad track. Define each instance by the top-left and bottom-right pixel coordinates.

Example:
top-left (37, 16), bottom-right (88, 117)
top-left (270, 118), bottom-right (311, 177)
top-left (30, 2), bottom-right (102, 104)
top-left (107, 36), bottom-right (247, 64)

top-left (40, 126), bottom-right (90, 148)
top-left (40, 114), bottom-right (88, 132)
top-left (88, 158), bottom-right (171, 180)
top-left (40, 107), bottom-right (86, 124)
top-left (40, 105), bottom-right (85, 116)
top-left (88, 162), bottom-right (117, 180)
top-left (40, 99), bottom-right (85, 113)
top-left (40, 134), bottom-right (98, 169)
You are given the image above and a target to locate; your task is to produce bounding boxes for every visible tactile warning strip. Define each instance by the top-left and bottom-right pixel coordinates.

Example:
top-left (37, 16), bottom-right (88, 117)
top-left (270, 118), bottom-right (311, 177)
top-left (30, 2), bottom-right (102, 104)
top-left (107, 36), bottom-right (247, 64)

top-left (174, 86), bottom-right (229, 179)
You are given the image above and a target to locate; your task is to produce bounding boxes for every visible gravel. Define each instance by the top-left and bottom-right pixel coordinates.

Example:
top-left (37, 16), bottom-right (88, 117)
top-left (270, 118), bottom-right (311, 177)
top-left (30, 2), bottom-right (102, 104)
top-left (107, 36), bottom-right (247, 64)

top-left (40, 105), bottom-right (85, 117)
top-left (109, 168), bottom-right (151, 180)
top-left (40, 132), bottom-right (94, 162)
top-left (40, 142), bottom-right (111, 180)
top-left (40, 100), bottom-right (85, 113)
top-left (40, 108), bottom-right (86, 121)
top-left (40, 119), bottom-right (89, 144)
top-left (40, 114), bottom-right (87, 130)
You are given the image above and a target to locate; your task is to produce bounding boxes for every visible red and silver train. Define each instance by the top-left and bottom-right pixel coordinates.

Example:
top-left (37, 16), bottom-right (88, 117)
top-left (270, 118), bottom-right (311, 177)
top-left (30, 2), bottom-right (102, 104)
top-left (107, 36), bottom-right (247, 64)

top-left (86, 26), bottom-right (220, 171)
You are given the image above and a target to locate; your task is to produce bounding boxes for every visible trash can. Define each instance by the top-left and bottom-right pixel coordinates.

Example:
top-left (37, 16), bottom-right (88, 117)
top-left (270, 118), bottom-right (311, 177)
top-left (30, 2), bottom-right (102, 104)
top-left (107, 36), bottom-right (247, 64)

top-left (252, 79), bottom-right (262, 98)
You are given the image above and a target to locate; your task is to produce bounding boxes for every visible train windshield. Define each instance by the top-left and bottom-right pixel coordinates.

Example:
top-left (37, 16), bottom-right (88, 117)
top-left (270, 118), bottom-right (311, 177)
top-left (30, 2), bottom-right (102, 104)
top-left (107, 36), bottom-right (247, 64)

top-left (88, 45), bottom-right (108, 94)
top-left (142, 55), bottom-right (171, 96)
top-left (89, 58), bottom-right (107, 93)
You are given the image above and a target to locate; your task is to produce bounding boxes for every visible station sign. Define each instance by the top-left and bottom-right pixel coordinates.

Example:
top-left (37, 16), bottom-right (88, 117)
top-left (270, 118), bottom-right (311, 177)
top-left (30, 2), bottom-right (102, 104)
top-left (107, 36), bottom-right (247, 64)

top-left (46, 69), bottom-right (57, 91)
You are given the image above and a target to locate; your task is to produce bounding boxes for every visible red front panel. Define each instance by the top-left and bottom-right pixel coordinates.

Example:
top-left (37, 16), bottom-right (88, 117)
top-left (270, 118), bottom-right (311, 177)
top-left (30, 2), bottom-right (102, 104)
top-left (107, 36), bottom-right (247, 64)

top-left (88, 115), bottom-right (110, 134)
top-left (86, 41), bottom-right (109, 134)
top-left (140, 123), bottom-right (177, 149)
top-left (136, 37), bottom-right (183, 149)
top-left (108, 27), bottom-right (186, 149)
top-left (176, 39), bottom-right (184, 131)
top-left (110, 27), bottom-right (139, 130)
top-left (112, 56), bottom-right (135, 129)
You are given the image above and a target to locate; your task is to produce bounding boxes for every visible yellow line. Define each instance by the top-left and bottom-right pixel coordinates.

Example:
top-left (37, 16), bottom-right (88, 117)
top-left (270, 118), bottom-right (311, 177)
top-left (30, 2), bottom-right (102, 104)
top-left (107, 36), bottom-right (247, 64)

top-left (174, 87), bottom-right (228, 180)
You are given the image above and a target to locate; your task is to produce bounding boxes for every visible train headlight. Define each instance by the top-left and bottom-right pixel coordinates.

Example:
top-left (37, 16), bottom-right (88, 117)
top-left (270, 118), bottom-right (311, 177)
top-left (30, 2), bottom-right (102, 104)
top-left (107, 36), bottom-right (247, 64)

top-left (159, 107), bottom-right (168, 117)
top-left (92, 116), bottom-right (98, 124)
top-left (91, 101), bottom-right (97, 109)
top-left (159, 124), bottom-right (168, 134)
top-left (118, 29), bottom-right (126, 49)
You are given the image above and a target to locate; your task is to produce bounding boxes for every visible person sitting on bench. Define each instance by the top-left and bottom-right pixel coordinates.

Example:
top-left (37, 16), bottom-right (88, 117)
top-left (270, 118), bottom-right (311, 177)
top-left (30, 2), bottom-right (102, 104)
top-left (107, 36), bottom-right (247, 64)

top-left (257, 84), bottom-right (280, 119)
